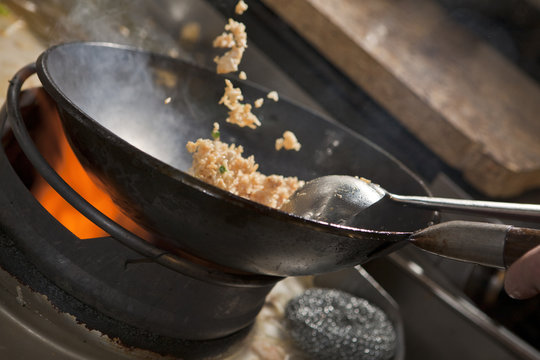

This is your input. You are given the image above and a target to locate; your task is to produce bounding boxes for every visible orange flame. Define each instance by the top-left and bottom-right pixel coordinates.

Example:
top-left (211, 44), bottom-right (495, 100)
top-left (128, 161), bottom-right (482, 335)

top-left (31, 95), bottom-right (149, 240)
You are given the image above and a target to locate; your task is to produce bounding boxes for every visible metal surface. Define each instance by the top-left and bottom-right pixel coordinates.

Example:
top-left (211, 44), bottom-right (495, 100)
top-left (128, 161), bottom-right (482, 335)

top-left (0, 231), bottom-right (404, 360)
top-left (285, 288), bottom-right (397, 360)
top-left (314, 266), bottom-right (405, 360)
top-left (410, 221), bottom-right (510, 268)
top-left (285, 175), bottom-right (540, 268)
top-left (281, 175), bottom-right (387, 225)
top-left (0, 263), bottom-right (152, 360)
top-left (389, 193), bottom-right (540, 220)
top-left (30, 42), bottom-right (437, 276)
top-left (283, 175), bottom-right (540, 268)
top-left (286, 175), bottom-right (540, 222)
top-left (364, 249), bottom-right (540, 360)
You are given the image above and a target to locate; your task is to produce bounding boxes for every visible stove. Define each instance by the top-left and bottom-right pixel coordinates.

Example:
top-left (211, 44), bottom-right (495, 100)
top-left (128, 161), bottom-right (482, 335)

top-left (0, 89), bottom-right (405, 359)
top-left (1, 87), bottom-right (284, 358)
top-left (1, 0), bottom-right (540, 359)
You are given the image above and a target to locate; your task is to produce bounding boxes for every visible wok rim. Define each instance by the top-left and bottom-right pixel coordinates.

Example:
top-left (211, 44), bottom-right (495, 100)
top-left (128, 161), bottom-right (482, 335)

top-left (35, 41), bottom-right (437, 242)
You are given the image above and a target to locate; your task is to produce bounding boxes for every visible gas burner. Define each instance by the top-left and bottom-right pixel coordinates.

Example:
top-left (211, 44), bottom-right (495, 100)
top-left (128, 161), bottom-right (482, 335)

top-left (0, 87), bottom-right (280, 358)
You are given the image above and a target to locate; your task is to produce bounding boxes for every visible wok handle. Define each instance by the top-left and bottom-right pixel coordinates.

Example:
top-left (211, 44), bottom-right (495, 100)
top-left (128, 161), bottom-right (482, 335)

top-left (388, 193), bottom-right (540, 221)
top-left (504, 227), bottom-right (540, 266)
top-left (409, 221), bottom-right (540, 268)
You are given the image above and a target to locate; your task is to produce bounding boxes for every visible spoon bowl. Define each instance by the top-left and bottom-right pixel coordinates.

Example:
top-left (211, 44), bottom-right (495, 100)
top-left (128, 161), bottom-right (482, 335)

top-left (281, 176), bottom-right (385, 225)
top-left (284, 175), bottom-right (540, 224)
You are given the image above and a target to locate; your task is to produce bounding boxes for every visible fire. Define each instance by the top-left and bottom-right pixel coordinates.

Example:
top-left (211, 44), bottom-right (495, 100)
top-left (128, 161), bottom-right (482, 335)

top-left (31, 95), bottom-right (150, 240)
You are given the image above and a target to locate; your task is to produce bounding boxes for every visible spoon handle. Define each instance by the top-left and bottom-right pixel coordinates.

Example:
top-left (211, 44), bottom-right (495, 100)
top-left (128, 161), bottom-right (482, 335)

top-left (410, 221), bottom-right (540, 268)
top-left (388, 193), bottom-right (540, 220)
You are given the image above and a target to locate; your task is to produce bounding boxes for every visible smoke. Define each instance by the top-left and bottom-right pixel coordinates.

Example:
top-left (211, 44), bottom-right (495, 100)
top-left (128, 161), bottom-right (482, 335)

top-left (49, 0), bottom-right (191, 59)
top-left (2, 0), bottom-right (202, 61)
top-left (16, 0), bottom-right (210, 170)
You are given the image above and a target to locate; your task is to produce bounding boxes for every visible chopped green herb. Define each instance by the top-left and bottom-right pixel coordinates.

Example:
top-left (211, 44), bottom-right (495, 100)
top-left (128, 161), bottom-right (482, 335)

top-left (219, 165), bottom-right (227, 174)
top-left (0, 4), bottom-right (10, 16)
top-left (211, 130), bottom-right (220, 140)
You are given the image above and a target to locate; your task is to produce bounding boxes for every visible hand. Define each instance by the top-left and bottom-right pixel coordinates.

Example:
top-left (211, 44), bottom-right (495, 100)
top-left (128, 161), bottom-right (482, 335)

top-left (504, 245), bottom-right (540, 299)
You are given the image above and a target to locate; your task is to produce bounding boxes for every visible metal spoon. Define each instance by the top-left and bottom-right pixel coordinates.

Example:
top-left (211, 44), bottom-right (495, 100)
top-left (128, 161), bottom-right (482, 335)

top-left (282, 175), bottom-right (540, 268)
top-left (284, 175), bottom-right (540, 221)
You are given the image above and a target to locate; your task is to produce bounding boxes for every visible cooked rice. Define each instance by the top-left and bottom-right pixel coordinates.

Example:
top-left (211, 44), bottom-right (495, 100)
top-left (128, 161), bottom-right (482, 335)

top-left (186, 137), bottom-right (304, 209)
top-left (254, 98), bottom-right (264, 108)
top-left (219, 79), bottom-right (261, 129)
top-left (275, 131), bottom-right (301, 151)
top-left (267, 91), bottom-right (279, 102)
top-left (235, 0), bottom-right (248, 15)
top-left (213, 19), bottom-right (247, 74)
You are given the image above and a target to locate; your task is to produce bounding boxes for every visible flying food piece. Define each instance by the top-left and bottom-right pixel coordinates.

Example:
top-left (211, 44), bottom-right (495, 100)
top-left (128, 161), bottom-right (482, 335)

top-left (213, 18), bottom-right (247, 74)
top-left (275, 131), bottom-right (301, 151)
top-left (254, 98), bottom-right (264, 108)
top-left (267, 90), bottom-right (279, 102)
top-left (181, 21), bottom-right (201, 43)
top-left (236, 0), bottom-right (248, 15)
top-left (219, 79), bottom-right (261, 129)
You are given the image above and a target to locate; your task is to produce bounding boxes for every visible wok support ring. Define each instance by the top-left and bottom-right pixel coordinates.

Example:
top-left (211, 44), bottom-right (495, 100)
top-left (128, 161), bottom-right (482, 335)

top-left (5, 63), bottom-right (281, 288)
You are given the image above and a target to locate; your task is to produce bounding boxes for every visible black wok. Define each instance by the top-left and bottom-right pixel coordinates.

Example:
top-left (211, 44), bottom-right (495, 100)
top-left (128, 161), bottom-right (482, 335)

top-left (35, 42), bottom-right (437, 276)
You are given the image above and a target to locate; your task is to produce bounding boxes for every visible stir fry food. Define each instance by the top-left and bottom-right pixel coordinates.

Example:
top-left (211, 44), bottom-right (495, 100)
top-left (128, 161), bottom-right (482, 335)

top-left (187, 1), bottom-right (303, 209)
top-left (187, 124), bottom-right (304, 209)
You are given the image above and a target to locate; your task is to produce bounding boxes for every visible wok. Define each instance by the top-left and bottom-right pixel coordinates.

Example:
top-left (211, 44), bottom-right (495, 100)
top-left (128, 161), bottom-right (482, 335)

top-left (34, 42), bottom-right (437, 276)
